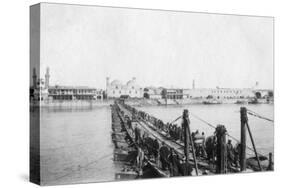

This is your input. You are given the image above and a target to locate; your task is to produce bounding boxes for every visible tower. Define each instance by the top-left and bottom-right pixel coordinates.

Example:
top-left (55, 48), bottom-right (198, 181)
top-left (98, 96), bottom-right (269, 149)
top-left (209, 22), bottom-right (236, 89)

top-left (192, 79), bottom-right (195, 89)
top-left (105, 77), bottom-right (110, 99)
top-left (106, 77), bottom-right (110, 88)
top-left (32, 68), bottom-right (37, 89)
top-left (45, 67), bottom-right (50, 88)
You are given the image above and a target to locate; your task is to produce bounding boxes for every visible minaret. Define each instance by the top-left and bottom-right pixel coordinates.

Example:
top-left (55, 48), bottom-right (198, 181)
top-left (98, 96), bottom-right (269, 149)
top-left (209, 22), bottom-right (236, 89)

top-left (192, 79), bottom-right (195, 89)
top-left (106, 77), bottom-right (110, 91)
top-left (106, 77), bottom-right (110, 99)
top-left (45, 67), bottom-right (50, 89)
top-left (106, 77), bottom-right (110, 88)
top-left (32, 68), bottom-right (37, 89)
top-left (255, 81), bottom-right (259, 88)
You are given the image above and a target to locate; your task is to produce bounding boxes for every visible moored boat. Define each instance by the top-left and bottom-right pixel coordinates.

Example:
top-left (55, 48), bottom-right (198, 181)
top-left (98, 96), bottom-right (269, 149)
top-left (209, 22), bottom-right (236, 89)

top-left (248, 98), bottom-right (259, 104)
top-left (203, 99), bottom-right (222, 105)
top-left (235, 100), bottom-right (248, 104)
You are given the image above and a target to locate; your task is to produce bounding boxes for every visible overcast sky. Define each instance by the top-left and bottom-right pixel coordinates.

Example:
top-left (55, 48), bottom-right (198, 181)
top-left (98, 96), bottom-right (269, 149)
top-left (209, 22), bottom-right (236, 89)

top-left (38, 3), bottom-right (274, 90)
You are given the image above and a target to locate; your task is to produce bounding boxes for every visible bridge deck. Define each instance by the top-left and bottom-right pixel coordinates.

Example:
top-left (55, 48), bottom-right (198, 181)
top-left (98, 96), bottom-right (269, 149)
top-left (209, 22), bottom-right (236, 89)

top-left (117, 103), bottom-right (216, 174)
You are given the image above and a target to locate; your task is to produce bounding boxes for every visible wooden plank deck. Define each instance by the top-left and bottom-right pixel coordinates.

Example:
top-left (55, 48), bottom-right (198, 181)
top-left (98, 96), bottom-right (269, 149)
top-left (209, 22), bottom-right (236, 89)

top-left (116, 103), bottom-right (216, 175)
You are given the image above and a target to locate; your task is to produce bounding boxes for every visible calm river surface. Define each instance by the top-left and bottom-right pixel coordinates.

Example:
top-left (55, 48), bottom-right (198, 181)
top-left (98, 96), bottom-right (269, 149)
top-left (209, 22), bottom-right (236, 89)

top-left (39, 106), bottom-right (115, 185)
top-left (36, 103), bottom-right (273, 185)
top-left (138, 104), bottom-right (274, 156)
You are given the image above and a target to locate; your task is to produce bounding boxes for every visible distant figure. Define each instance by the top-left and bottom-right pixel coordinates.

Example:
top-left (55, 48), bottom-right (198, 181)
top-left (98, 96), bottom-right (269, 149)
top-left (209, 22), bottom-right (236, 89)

top-left (152, 138), bottom-right (159, 161)
top-left (193, 130), bottom-right (204, 157)
top-left (205, 135), bottom-right (216, 162)
top-left (127, 118), bottom-right (132, 129)
top-left (227, 140), bottom-right (235, 167)
top-left (134, 127), bottom-right (141, 144)
top-left (168, 148), bottom-right (179, 176)
top-left (191, 132), bottom-right (195, 141)
top-left (202, 132), bottom-right (206, 144)
top-left (234, 143), bottom-right (241, 167)
top-left (159, 142), bottom-right (170, 170)
top-left (200, 132), bottom-right (207, 157)
top-left (136, 147), bottom-right (145, 175)
top-left (144, 137), bottom-right (154, 158)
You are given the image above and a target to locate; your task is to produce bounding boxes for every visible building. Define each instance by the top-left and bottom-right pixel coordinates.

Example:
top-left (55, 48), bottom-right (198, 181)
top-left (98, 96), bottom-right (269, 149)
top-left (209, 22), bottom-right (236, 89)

top-left (48, 86), bottom-right (103, 100)
top-left (143, 87), bottom-right (163, 99)
top-left (106, 77), bottom-right (143, 98)
top-left (162, 89), bottom-right (183, 99)
top-left (31, 68), bottom-right (49, 101)
top-left (181, 80), bottom-right (265, 100)
top-left (184, 88), bottom-right (255, 99)
top-left (31, 67), bottom-right (103, 101)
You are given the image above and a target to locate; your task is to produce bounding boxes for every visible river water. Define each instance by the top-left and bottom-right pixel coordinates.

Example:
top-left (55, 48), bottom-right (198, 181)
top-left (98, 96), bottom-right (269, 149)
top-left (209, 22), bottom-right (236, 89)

top-left (38, 106), bottom-right (115, 185)
top-left (35, 103), bottom-right (273, 185)
top-left (137, 104), bottom-right (274, 156)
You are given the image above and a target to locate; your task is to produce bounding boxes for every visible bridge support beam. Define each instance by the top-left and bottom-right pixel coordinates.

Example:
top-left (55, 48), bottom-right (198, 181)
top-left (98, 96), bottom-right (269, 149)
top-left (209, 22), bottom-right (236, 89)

top-left (182, 109), bottom-right (191, 175)
top-left (240, 107), bottom-right (247, 171)
top-left (215, 125), bottom-right (227, 174)
top-left (182, 109), bottom-right (198, 176)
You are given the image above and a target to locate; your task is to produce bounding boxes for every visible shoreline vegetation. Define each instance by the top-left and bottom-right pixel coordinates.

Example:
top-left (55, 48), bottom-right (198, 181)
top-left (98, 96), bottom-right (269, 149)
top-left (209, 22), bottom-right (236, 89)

top-left (30, 98), bottom-right (272, 108)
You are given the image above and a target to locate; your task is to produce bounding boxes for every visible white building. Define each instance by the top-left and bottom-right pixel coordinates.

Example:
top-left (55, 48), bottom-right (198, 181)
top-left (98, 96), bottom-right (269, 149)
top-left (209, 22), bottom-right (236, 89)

top-left (183, 88), bottom-right (255, 99)
top-left (106, 77), bottom-right (143, 98)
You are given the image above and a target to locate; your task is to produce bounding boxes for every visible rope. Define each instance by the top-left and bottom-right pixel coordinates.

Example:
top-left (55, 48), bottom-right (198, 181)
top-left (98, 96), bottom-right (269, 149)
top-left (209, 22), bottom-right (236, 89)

top-left (124, 102), bottom-right (270, 158)
top-left (247, 109), bottom-right (274, 123)
top-left (189, 112), bottom-right (267, 157)
top-left (189, 112), bottom-right (217, 129)
top-left (169, 115), bottom-right (182, 124)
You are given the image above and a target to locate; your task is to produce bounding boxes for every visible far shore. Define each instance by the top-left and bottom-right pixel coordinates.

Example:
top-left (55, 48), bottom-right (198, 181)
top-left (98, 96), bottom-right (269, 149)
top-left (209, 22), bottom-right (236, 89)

top-left (30, 98), bottom-right (272, 108)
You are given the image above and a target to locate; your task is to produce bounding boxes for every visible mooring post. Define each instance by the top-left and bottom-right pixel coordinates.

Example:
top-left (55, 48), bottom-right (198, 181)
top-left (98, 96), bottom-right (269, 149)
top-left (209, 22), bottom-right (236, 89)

top-left (240, 107), bottom-right (247, 171)
top-left (182, 109), bottom-right (191, 175)
top-left (215, 125), bottom-right (227, 174)
top-left (267, 152), bottom-right (273, 170)
top-left (185, 110), bottom-right (199, 175)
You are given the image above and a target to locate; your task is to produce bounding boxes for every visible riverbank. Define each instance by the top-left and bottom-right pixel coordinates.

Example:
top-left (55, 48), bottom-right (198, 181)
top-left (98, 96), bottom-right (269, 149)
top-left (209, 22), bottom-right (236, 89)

top-left (30, 99), bottom-right (114, 108)
top-left (126, 98), bottom-right (271, 107)
top-left (30, 98), bottom-right (272, 108)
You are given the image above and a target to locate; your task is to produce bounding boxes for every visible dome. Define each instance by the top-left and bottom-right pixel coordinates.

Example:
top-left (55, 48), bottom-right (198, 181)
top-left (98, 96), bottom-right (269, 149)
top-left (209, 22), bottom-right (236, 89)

top-left (111, 79), bottom-right (122, 86)
top-left (126, 77), bottom-right (137, 86)
top-left (126, 80), bottom-right (136, 86)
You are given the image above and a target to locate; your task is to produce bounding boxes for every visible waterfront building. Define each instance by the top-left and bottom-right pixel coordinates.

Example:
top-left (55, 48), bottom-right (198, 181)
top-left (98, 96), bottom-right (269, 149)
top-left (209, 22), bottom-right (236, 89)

top-left (180, 80), bottom-right (271, 100)
top-left (31, 68), bottom-right (49, 101)
top-left (162, 87), bottom-right (270, 100)
top-left (183, 88), bottom-right (255, 99)
top-left (162, 88), bottom-right (183, 99)
top-left (143, 87), bottom-right (163, 99)
top-left (32, 78), bottom-right (49, 101)
top-left (31, 67), bottom-right (103, 101)
top-left (48, 86), bottom-right (103, 100)
top-left (106, 77), bottom-right (143, 98)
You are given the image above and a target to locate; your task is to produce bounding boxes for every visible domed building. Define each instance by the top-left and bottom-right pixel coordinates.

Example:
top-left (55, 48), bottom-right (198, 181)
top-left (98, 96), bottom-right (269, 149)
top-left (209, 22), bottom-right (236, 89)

top-left (106, 77), bottom-right (143, 98)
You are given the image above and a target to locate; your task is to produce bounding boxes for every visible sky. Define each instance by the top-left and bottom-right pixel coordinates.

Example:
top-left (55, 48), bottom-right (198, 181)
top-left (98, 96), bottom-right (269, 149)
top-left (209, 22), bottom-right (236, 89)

top-left (37, 3), bottom-right (274, 90)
